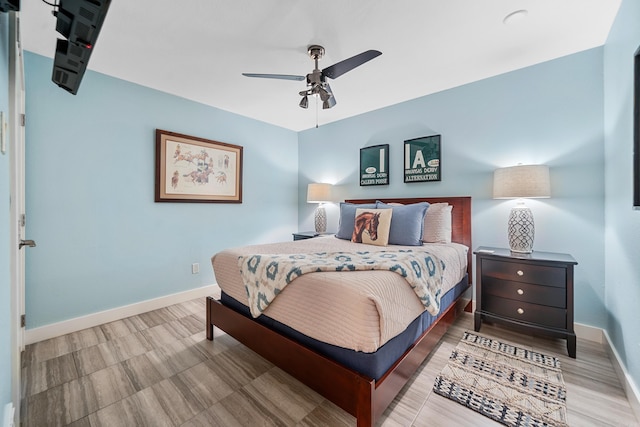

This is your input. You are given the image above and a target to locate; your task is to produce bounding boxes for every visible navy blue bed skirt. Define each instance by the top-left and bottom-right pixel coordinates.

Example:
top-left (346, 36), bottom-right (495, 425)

top-left (220, 274), bottom-right (469, 380)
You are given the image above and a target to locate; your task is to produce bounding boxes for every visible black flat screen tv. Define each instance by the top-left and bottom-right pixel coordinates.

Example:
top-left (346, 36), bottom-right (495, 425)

top-left (51, 0), bottom-right (111, 94)
top-left (0, 0), bottom-right (19, 13)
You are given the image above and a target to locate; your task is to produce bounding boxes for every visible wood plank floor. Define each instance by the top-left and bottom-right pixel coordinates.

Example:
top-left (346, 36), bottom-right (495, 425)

top-left (21, 297), bottom-right (639, 426)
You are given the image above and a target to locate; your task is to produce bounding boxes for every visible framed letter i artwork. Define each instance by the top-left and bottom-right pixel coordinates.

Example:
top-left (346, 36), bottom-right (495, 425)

top-left (360, 144), bottom-right (389, 186)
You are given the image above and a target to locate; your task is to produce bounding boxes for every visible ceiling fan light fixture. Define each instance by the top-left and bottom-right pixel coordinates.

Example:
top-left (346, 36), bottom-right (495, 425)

top-left (322, 95), bottom-right (336, 109)
top-left (299, 95), bottom-right (309, 109)
top-left (318, 87), bottom-right (330, 102)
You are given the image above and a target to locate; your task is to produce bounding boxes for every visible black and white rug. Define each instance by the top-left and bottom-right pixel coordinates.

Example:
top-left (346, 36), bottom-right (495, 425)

top-left (433, 331), bottom-right (568, 427)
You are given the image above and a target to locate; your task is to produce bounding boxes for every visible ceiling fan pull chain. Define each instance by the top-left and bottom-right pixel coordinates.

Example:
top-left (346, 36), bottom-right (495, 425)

top-left (316, 95), bottom-right (319, 128)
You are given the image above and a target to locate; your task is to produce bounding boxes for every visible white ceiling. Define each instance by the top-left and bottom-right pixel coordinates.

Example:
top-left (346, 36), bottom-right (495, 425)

top-left (19, 1), bottom-right (621, 132)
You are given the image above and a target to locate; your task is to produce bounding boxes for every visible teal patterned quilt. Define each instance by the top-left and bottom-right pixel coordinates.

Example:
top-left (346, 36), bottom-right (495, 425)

top-left (238, 250), bottom-right (445, 318)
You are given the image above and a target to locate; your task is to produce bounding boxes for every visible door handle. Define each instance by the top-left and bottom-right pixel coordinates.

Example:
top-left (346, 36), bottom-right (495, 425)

top-left (19, 239), bottom-right (36, 249)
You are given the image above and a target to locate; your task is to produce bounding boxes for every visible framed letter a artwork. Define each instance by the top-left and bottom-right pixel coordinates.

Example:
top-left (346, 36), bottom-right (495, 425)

top-left (155, 129), bottom-right (243, 203)
top-left (404, 135), bottom-right (441, 183)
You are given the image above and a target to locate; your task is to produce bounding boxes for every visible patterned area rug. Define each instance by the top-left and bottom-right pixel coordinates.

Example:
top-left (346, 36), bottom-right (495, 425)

top-left (433, 331), bottom-right (568, 427)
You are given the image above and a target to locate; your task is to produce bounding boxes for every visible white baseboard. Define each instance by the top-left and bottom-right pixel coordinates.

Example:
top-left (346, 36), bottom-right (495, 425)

top-left (25, 284), bottom-right (220, 345)
top-left (508, 321), bottom-right (638, 422)
top-left (574, 323), bottom-right (639, 422)
top-left (603, 329), bottom-right (640, 424)
top-left (574, 322), bottom-right (603, 344)
top-left (3, 403), bottom-right (15, 427)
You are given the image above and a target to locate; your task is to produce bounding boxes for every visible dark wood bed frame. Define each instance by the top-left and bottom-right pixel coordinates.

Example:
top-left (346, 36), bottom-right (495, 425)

top-left (206, 196), bottom-right (472, 426)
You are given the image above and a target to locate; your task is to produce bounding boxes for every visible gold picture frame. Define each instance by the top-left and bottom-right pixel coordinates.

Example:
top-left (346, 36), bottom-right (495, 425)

top-left (155, 129), bottom-right (243, 203)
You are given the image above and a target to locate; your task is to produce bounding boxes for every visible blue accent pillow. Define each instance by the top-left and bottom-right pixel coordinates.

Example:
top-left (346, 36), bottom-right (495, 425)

top-left (336, 202), bottom-right (377, 240)
top-left (376, 201), bottom-right (429, 246)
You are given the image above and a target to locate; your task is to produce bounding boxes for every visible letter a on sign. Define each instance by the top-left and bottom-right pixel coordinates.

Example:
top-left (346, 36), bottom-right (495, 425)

top-left (412, 150), bottom-right (426, 169)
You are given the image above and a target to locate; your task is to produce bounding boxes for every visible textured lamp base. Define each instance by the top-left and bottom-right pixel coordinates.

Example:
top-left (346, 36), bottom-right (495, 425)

top-left (314, 205), bottom-right (327, 234)
top-left (508, 204), bottom-right (535, 253)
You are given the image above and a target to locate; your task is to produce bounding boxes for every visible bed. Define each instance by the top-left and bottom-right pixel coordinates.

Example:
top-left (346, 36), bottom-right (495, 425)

top-left (206, 196), bottom-right (472, 426)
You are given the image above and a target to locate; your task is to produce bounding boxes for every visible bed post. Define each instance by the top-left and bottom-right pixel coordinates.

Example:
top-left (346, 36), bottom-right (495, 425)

top-left (206, 296), bottom-right (215, 340)
top-left (356, 380), bottom-right (374, 427)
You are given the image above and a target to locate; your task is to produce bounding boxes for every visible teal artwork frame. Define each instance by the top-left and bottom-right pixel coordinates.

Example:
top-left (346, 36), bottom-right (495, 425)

top-left (359, 144), bottom-right (389, 186)
top-left (404, 135), bottom-right (441, 183)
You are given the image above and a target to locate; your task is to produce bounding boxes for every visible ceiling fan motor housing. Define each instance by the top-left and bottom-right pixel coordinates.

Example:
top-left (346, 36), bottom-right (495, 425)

top-left (306, 70), bottom-right (325, 87)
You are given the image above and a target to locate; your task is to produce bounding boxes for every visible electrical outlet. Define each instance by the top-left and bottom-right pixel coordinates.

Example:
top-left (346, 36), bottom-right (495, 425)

top-left (191, 263), bottom-right (199, 274)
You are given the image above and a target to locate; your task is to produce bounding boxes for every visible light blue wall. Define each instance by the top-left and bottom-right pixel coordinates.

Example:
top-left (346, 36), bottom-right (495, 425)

top-left (0, 9), bottom-right (12, 415)
top-left (299, 48), bottom-right (607, 328)
top-left (13, 1), bottom-right (640, 401)
top-left (604, 0), bottom-right (640, 392)
top-left (24, 52), bottom-right (299, 328)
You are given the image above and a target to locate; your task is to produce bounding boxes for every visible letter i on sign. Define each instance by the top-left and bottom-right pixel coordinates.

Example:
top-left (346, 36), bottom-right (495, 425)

top-left (405, 143), bottom-right (411, 168)
top-left (380, 147), bottom-right (385, 173)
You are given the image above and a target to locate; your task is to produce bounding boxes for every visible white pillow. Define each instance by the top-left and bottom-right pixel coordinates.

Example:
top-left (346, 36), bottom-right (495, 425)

top-left (422, 203), bottom-right (452, 243)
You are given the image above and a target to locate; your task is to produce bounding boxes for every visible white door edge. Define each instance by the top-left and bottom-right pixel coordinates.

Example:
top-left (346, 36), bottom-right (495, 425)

top-left (8, 11), bottom-right (26, 426)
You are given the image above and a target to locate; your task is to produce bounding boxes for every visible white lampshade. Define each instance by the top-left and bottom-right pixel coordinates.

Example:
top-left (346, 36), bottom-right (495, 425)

top-left (493, 165), bottom-right (550, 199)
top-left (307, 183), bottom-right (331, 203)
top-left (493, 165), bottom-right (551, 254)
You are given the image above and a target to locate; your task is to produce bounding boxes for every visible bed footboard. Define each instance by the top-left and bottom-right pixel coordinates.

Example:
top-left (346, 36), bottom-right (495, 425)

top-left (206, 290), bottom-right (470, 426)
top-left (207, 296), bottom-right (376, 425)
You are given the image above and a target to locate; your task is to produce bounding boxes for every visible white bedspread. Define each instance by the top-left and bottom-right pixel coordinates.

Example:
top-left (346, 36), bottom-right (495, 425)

top-left (212, 235), bottom-right (468, 353)
top-left (239, 250), bottom-right (445, 318)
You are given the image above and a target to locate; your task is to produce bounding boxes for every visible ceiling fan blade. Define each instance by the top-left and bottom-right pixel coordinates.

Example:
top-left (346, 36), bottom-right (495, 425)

top-left (242, 73), bottom-right (305, 81)
top-left (322, 50), bottom-right (382, 80)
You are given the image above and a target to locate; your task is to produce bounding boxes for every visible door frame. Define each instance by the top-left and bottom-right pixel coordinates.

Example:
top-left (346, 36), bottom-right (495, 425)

top-left (8, 10), bottom-right (25, 425)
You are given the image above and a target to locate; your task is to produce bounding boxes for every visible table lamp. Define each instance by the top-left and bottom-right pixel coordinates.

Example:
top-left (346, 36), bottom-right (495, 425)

top-left (307, 183), bottom-right (331, 233)
top-left (493, 165), bottom-right (550, 253)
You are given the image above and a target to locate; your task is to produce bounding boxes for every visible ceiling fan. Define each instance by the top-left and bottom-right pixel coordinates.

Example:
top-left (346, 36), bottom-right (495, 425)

top-left (243, 45), bottom-right (382, 109)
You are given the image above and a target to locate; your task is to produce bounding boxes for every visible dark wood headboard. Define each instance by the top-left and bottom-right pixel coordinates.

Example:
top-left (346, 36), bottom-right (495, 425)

top-left (345, 196), bottom-right (472, 284)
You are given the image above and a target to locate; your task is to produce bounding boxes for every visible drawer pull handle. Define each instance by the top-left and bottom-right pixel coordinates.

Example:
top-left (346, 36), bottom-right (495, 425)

top-left (517, 270), bottom-right (524, 276)
top-left (517, 308), bottom-right (524, 315)
top-left (517, 289), bottom-right (524, 295)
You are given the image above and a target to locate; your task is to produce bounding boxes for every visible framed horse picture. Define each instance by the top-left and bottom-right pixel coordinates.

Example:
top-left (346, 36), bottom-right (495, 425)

top-left (155, 129), bottom-right (243, 203)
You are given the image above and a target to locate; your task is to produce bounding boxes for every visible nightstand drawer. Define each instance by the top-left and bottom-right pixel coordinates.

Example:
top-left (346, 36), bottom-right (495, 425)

top-left (482, 259), bottom-right (566, 288)
top-left (483, 297), bottom-right (566, 329)
top-left (482, 279), bottom-right (566, 308)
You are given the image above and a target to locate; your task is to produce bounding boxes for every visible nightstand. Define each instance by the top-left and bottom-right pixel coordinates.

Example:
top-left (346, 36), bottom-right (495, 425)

top-left (474, 246), bottom-right (578, 358)
top-left (292, 231), bottom-right (319, 241)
